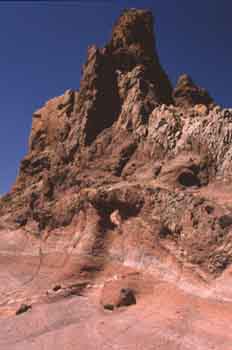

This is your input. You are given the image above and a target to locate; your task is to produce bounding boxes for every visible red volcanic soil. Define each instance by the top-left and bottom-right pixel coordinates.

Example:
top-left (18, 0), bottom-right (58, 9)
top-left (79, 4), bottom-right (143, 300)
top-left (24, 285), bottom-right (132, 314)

top-left (1, 254), bottom-right (232, 349)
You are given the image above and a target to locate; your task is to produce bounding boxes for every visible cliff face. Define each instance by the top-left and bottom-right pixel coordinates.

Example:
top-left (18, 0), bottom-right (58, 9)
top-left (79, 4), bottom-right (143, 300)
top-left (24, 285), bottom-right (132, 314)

top-left (2, 9), bottom-right (173, 226)
top-left (1, 7), bottom-right (232, 273)
top-left (1, 9), bottom-right (232, 349)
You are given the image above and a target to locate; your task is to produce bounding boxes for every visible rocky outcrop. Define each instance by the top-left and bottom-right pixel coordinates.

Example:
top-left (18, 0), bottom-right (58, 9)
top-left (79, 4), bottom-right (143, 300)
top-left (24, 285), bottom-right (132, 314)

top-left (1, 9), bottom-right (232, 349)
top-left (173, 74), bottom-right (214, 108)
top-left (1, 9), bottom-right (232, 270)
top-left (108, 8), bottom-right (173, 105)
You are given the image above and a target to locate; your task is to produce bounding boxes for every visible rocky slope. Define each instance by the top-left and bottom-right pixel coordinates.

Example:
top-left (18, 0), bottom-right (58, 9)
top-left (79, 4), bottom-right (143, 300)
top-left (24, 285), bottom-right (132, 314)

top-left (1, 8), bottom-right (232, 350)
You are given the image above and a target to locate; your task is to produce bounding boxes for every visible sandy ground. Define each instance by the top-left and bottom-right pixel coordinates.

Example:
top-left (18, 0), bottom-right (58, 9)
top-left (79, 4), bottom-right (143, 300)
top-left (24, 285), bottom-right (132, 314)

top-left (1, 248), bottom-right (232, 350)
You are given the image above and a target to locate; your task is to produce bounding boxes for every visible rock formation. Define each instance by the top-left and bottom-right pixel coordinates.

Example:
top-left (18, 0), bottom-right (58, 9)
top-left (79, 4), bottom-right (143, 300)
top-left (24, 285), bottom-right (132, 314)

top-left (173, 73), bottom-right (214, 108)
top-left (1, 8), bottom-right (232, 350)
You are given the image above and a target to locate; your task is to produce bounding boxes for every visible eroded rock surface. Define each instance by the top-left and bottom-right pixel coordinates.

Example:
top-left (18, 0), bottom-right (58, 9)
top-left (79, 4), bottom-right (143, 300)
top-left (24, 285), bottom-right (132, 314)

top-left (172, 74), bottom-right (214, 108)
top-left (1, 8), bottom-right (232, 350)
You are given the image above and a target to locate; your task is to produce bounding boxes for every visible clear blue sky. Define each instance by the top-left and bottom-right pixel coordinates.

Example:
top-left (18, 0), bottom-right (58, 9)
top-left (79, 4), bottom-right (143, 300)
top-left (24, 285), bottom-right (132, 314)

top-left (0, 0), bottom-right (231, 194)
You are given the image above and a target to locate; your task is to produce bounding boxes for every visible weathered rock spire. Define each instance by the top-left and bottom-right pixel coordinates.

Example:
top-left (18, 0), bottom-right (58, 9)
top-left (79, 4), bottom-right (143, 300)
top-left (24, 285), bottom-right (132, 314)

top-left (173, 74), bottom-right (214, 108)
top-left (107, 8), bottom-right (173, 104)
top-left (109, 8), bottom-right (156, 61)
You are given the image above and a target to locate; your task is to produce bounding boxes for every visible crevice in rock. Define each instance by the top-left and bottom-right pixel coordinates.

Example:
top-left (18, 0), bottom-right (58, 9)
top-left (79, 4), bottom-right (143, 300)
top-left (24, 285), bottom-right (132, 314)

top-left (178, 171), bottom-right (200, 187)
top-left (84, 59), bottom-right (122, 145)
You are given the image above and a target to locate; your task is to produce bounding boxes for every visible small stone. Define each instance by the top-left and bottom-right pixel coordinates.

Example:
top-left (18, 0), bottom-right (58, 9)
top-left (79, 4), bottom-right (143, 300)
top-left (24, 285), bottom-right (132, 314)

top-left (104, 304), bottom-right (114, 311)
top-left (16, 304), bottom-right (32, 316)
top-left (117, 288), bottom-right (136, 307)
top-left (53, 285), bottom-right (62, 292)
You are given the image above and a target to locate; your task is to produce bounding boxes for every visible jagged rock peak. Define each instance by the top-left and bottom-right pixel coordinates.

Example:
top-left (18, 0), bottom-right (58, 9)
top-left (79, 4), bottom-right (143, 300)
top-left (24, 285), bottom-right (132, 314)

top-left (109, 8), bottom-right (156, 59)
top-left (173, 73), bottom-right (214, 108)
top-left (176, 74), bottom-right (194, 87)
top-left (105, 8), bottom-right (173, 104)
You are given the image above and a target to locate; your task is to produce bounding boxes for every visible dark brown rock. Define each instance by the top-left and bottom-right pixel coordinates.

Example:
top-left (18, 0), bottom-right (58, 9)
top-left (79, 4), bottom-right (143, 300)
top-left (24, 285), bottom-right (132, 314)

top-left (109, 9), bottom-right (156, 60)
top-left (108, 9), bottom-right (173, 105)
top-left (173, 74), bottom-right (214, 108)
top-left (117, 288), bottom-right (136, 307)
top-left (16, 304), bottom-right (32, 316)
top-left (53, 285), bottom-right (62, 292)
top-left (101, 278), bottom-right (138, 310)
